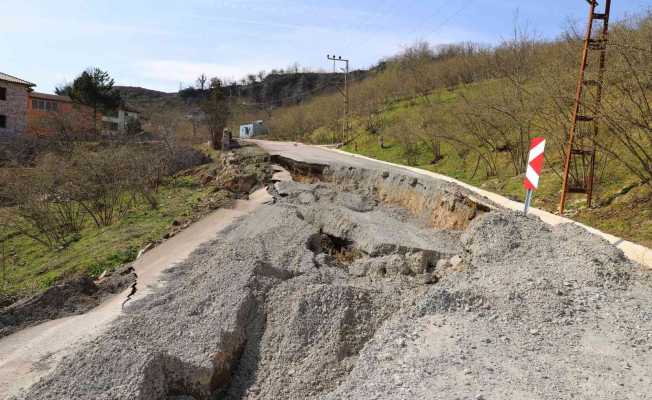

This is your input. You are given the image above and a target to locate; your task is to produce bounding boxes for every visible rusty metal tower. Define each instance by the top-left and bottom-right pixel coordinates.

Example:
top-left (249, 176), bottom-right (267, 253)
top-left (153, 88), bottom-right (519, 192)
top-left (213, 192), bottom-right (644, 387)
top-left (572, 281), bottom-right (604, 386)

top-left (559, 0), bottom-right (612, 214)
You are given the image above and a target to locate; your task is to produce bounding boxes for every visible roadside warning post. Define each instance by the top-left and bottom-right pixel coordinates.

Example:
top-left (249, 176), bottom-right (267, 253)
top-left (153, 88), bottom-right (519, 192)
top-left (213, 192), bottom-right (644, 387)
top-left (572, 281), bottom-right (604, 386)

top-left (523, 137), bottom-right (546, 215)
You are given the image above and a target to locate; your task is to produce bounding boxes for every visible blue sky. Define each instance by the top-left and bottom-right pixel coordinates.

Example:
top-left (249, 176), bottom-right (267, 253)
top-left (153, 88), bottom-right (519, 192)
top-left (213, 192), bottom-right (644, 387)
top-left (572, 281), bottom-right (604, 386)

top-left (3, 0), bottom-right (651, 93)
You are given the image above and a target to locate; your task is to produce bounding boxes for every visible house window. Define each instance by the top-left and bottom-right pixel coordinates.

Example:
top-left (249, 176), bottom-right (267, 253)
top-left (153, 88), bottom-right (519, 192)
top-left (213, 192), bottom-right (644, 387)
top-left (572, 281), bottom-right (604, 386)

top-left (0, 87), bottom-right (6, 101)
top-left (32, 99), bottom-right (58, 111)
top-left (0, 115), bottom-right (6, 128)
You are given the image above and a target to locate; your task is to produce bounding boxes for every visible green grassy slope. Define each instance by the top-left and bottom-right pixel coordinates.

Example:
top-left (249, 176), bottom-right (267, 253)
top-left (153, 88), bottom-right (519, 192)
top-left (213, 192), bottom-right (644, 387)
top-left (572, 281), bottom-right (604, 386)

top-left (0, 177), bottom-right (217, 300)
top-left (339, 89), bottom-right (652, 248)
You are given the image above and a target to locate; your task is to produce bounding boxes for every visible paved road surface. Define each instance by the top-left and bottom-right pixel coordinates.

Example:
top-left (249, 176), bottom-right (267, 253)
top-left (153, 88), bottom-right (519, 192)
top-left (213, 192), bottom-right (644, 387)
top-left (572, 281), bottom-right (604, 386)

top-left (250, 139), bottom-right (651, 270)
top-left (0, 191), bottom-right (272, 399)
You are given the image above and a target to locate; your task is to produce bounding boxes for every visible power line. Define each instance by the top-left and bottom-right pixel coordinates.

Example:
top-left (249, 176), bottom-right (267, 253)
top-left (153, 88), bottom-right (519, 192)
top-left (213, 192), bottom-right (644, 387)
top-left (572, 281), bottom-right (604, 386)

top-left (337, 0), bottom-right (401, 58)
top-left (422, 1), bottom-right (478, 38)
top-left (237, 78), bottom-right (344, 108)
top-left (239, 3), bottom-right (480, 115)
top-left (401, 1), bottom-right (449, 42)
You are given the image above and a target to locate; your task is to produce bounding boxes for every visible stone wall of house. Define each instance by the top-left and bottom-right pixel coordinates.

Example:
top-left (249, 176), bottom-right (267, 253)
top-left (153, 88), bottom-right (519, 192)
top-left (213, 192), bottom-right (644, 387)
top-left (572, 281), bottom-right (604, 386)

top-left (0, 82), bottom-right (29, 138)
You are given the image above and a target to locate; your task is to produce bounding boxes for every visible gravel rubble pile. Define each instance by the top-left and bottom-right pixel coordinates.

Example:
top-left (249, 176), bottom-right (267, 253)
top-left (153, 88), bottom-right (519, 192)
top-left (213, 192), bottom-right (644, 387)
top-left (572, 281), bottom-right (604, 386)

top-left (13, 165), bottom-right (651, 400)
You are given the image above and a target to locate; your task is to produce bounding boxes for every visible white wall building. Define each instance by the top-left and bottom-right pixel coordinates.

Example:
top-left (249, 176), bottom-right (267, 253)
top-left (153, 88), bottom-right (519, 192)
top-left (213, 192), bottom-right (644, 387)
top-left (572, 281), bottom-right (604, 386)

top-left (239, 120), bottom-right (268, 139)
top-left (102, 108), bottom-right (139, 134)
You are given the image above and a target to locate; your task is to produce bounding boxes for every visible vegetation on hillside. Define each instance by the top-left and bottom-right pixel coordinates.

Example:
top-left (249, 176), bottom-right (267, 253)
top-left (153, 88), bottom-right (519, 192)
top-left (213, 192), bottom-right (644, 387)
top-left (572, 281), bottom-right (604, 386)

top-left (0, 136), bottom-right (218, 303)
top-left (56, 68), bottom-right (123, 128)
top-left (1, 67), bottom-right (283, 306)
top-left (256, 12), bottom-right (652, 247)
top-left (0, 111), bottom-right (218, 287)
top-left (116, 67), bottom-right (368, 145)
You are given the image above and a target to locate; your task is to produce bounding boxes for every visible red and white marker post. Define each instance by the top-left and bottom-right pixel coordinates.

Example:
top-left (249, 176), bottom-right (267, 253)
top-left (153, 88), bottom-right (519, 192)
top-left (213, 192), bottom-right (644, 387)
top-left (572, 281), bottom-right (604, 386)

top-left (523, 137), bottom-right (546, 215)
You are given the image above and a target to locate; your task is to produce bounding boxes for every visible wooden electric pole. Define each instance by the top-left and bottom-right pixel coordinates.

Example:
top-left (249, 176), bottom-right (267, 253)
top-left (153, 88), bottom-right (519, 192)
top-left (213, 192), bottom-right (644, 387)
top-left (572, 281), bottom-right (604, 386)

top-left (327, 54), bottom-right (350, 144)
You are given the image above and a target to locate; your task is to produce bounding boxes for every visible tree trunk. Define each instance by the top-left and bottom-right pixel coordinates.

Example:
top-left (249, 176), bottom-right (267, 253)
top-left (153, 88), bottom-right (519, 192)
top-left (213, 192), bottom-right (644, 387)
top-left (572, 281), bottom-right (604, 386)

top-left (93, 107), bottom-right (98, 134)
top-left (210, 130), bottom-right (220, 150)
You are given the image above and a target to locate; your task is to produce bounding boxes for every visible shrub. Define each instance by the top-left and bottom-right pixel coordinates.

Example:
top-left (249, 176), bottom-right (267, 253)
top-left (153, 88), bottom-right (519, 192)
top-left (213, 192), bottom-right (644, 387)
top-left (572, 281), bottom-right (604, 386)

top-left (166, 145), bottom-right (211, 175)
top-left (0, 162), bottom-right (84, 248)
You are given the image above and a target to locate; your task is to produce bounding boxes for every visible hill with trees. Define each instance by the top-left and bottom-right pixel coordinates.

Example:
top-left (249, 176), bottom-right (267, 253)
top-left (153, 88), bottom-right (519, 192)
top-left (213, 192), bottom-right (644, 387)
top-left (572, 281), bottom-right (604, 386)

top-left (89, 13), bottom-right (652, 248)
top-left (258, 12), bottom-right (652, 247)
top-left (115, 69), bottom-right (368, 138)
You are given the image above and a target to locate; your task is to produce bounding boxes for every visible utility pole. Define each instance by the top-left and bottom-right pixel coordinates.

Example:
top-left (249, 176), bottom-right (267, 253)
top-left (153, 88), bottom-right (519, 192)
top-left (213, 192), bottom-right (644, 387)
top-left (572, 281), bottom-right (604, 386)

top-left (327, 54), bottom-right (350, 144)
top-left (559, 0), bottom-right (612, 214)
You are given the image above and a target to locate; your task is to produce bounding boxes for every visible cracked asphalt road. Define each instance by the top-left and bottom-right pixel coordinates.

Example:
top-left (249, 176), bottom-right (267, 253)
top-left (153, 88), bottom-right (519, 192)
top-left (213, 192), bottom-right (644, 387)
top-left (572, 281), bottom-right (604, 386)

top-left (0, 193), bottom-right (271, 399)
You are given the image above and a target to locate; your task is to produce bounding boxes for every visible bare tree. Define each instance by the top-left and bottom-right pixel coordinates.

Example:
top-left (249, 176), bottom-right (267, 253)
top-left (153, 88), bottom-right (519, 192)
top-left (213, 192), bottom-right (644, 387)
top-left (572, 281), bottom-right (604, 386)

top-left (0, 158), bottom-right (85, 248)
top-left (455, 26), bottom-right (542, 175)
top-left (416, 109), bottom-right (447, 164)
top-left (352, 79), bottom-right (388, 135)
top-left (398, 41), bottom-right (437, 101)
top-left (196, 73), bottom-right (208, 91)
top-left (597, 21), bottom-right (652, 185)
top-left (384, 118), bottom-right (422, 166)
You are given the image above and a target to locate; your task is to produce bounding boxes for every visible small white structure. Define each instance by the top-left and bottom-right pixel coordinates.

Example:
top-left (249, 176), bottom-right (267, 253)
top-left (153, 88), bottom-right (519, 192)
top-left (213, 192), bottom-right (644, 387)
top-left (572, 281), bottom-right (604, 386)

top-left (102, 108), bottom-right (139, 134)
top-left (239, 120), bottom-right (268, 139)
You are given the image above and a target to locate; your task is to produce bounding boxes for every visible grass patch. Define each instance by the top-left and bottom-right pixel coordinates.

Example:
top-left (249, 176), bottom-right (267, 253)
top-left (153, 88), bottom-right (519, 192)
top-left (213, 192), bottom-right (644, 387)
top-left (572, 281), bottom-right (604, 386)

top-left (341, 95), bottom-right (651, 249)
top-left (0, 178), bottom-right (215, 299)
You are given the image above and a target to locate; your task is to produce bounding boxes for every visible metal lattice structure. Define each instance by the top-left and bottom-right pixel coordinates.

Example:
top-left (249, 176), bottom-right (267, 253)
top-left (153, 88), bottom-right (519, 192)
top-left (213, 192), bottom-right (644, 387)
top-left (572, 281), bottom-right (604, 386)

top-left (559, 0), bottom-right (612, 214)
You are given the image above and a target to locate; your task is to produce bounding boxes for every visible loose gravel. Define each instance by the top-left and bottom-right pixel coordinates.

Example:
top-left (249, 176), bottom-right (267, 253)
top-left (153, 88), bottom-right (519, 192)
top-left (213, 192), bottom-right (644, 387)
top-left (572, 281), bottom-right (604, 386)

top-left (12, 164), bottom-right (651, 400)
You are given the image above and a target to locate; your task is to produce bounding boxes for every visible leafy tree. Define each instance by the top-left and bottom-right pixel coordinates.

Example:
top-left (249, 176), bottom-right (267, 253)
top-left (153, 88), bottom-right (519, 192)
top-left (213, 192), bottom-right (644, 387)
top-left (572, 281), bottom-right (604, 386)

top-left (56, 68), bottom-right (122, 130)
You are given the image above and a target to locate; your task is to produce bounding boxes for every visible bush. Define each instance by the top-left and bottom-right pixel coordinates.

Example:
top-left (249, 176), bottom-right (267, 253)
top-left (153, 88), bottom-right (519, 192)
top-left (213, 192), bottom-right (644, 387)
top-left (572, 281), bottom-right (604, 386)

top-left (70, 147), bottom-right (137, 227)
top-left (0, 142), bottom-right (208, 248)
top-left (0, 159), bottom-right (85, 248)
top-left (166, 145), bottom-right (211, 175)
top-left (307, 127), bottom-right (337, 144)
top-left (384, 119), bottom-right (422, 166)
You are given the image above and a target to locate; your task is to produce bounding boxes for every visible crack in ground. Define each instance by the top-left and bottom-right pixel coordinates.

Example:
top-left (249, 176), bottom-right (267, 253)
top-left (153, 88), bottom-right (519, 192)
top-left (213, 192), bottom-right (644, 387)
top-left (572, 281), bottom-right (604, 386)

top-left (121, 271), bottom-right (138, 310)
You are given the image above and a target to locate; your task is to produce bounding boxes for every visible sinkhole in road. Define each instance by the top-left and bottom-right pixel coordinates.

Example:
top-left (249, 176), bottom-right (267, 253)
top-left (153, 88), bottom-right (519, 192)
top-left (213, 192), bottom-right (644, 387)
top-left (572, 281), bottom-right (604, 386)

top-left (307, 231), bottom-right (365, 266)
top-left (270, 155), bottom-right (327, 183)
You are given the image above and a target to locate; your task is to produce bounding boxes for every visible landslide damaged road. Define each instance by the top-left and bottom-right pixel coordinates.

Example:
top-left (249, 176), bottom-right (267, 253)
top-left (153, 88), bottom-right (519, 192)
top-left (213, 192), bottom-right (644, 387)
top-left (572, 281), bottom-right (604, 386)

top-left (0, 191), bottom-right (272, 400)
top-left (8, 141), bottom-right (652, 400)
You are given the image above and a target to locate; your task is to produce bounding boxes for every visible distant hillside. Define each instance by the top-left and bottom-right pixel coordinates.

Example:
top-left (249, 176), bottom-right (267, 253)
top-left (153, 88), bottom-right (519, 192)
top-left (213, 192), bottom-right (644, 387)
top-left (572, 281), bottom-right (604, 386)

top-left (235, 70), bottom-right (368, 108)
top-left (115, 70), bottom-right (369, 119)
top-left (115, 86), bottom-right (184, 117)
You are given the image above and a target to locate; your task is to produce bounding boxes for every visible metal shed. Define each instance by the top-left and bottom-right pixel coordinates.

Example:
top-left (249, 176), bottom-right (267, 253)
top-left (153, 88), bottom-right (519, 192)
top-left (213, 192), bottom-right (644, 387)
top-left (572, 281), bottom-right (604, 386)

top-left (239, 120), bottom-right (268, 139)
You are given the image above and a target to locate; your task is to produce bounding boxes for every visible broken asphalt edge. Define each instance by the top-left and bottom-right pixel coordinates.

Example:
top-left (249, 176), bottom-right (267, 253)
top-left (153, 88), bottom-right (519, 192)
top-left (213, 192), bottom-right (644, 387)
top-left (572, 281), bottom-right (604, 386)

top-left (311, 145), bottom-right (651, 270)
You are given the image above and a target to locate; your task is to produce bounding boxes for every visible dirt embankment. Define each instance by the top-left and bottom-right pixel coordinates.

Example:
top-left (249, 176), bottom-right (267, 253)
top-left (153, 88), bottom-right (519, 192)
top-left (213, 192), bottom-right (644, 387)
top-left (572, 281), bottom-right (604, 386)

top-left (0, 266), bottom-right (136, 338)
top-left (0, 145), bottom-right (273, 340)
top-left (12, 162), bottom-right (652, 400)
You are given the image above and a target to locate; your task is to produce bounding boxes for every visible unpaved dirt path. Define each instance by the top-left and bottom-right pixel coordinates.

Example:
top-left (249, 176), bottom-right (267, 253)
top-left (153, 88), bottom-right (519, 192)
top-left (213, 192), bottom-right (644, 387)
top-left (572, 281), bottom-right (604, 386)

top-left (0, 190), bottom-right (272, 399)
